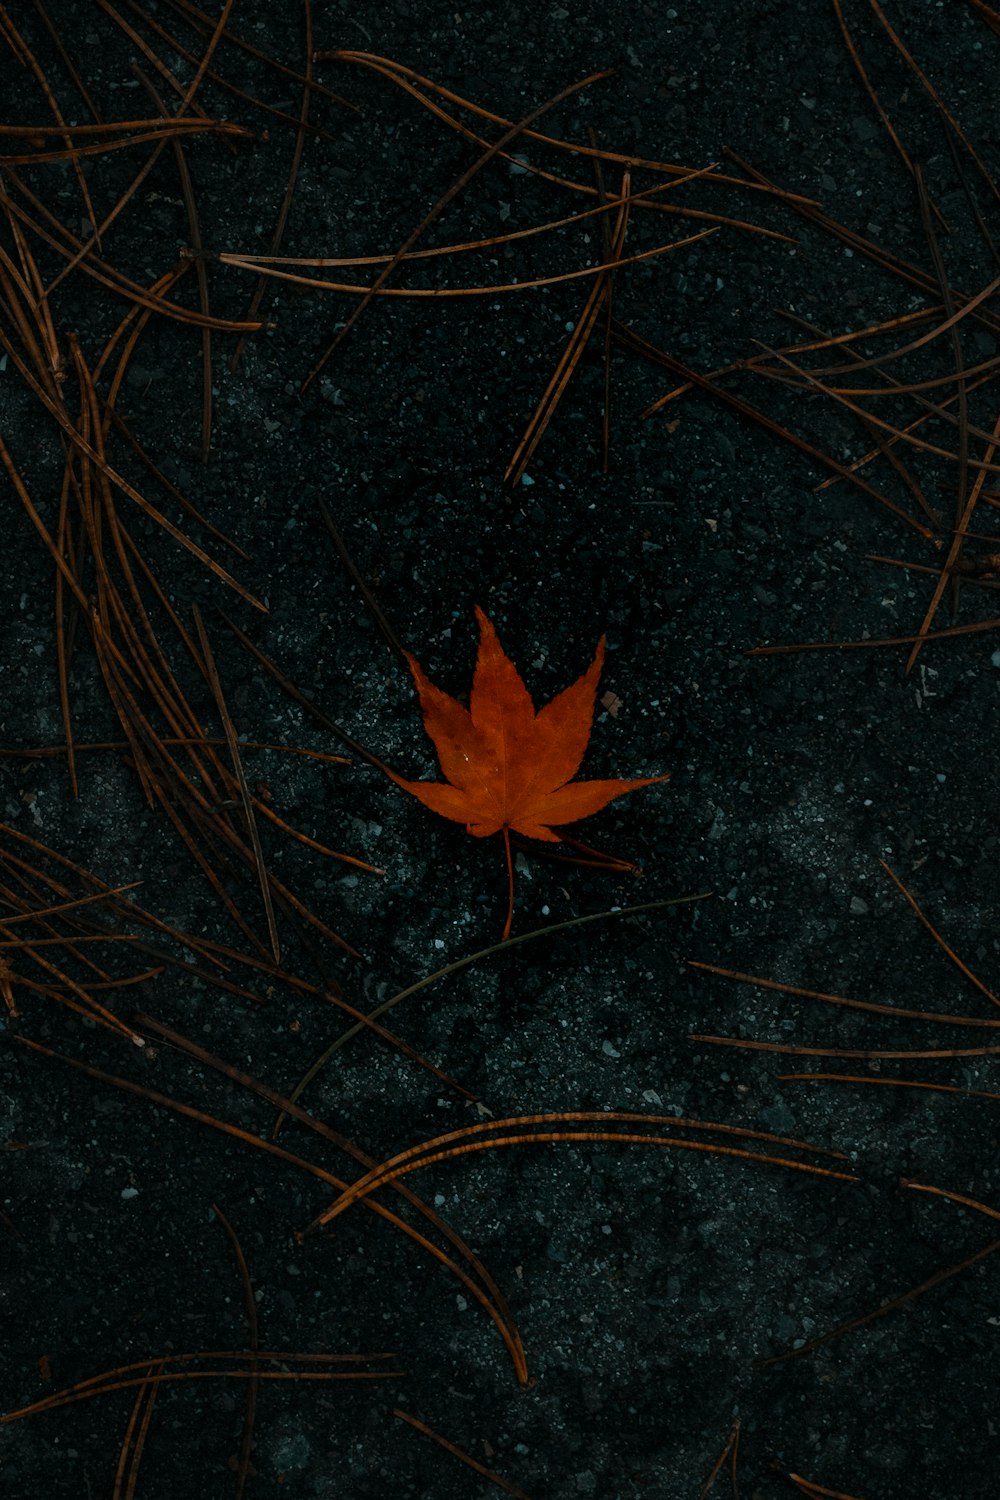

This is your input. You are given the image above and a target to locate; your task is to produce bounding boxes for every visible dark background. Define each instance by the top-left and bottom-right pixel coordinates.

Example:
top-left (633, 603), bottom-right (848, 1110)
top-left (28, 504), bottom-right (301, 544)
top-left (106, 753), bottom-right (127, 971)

top-left (2, 2), bottom-right (1000, 1496)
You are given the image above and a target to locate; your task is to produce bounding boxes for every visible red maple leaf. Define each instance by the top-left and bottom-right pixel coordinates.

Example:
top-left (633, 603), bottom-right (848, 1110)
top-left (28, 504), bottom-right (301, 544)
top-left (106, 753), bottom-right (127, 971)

top-left (386, 607), bottom-right (669, 937)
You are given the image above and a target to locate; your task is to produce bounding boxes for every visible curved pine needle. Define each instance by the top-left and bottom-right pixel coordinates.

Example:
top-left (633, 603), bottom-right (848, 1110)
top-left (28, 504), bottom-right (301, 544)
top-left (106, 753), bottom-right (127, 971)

top-left (300, 1116), bottom-right (857, 1236)
top-left (278, 894), bottom-right (712, 1126)
top-left (902, 1179), bottom-right (1000, 1227)
top-left (757, 1221), bottom-right (1000, 1366)
top-left (752, 339), bottom-right (1000, 473)
top-left (131, 62), bottom-right (219, 461)
top-left (300, 66), bottom-right (615, 389)
top-left (232, 7), bottom-right (315, 369)
top-left (688, 960), bottom-right (1000, 1028)
top-left (165, 0), bottom-right (354, 110)
top-left (0, 9), bottom-right (102, 252)
top-left (111, 0), bottom-right (333, 136)
top-left (0, 343), bottom-right (264, 605)
top-left (0, 115), bottom-right (247, 136)
top-left (0, 123), bottom-right (250, 166)
top-left (2, 1348), bottom-right (393, 1422)
top-left (3, 1366), bottom-right (398, 1422)
top-left (832, 0), bottom-right (946, 226)
top-left (221, 228), bottom-right (716, 301)
top-left (1, 175), bottom-right (262, 330)
top-left (697, 1419), bottom-right (741, 1499)
top-left (227, 164), bottom-right (769, 277)
top-left (193, 607), bottom-right (279, 963)
top-left (19, 1031), bottom-right (529, 1384)
top-left (0, 737), bottom-right (348, 763)
top-left (327, 51), bottom-right (819, 205)
top-left (112, 1363), bottom-right (162, 1500)
top-left (689, 1035), bottom-right (1000, 1059)
top-left (506, 173), bottom-right (632, 484)
top-left (635, 333), bottom-right (935, 539)
top-left (868, 0), bottom-right (1000, 207)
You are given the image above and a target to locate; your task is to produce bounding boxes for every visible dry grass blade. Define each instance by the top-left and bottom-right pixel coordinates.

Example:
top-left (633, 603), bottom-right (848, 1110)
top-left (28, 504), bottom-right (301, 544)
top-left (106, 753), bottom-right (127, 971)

top-left (393, 1409), bottom-right (535, 1499)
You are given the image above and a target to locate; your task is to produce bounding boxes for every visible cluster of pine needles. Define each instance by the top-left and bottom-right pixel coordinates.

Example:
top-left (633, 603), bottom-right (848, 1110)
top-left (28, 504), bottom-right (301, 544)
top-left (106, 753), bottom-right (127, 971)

top-left (1, 1), bottom-right (1000, 1495)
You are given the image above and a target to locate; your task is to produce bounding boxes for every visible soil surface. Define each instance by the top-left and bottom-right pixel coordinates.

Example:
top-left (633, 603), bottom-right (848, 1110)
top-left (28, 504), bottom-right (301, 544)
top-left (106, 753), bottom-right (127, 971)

top-left (2, 3), bottom-right (1000, 1497)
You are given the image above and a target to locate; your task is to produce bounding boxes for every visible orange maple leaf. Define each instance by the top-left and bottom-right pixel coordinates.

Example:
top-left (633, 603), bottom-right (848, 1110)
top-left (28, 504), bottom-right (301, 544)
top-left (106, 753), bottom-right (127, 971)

top-left (386, 606), bottom-right (670, 938)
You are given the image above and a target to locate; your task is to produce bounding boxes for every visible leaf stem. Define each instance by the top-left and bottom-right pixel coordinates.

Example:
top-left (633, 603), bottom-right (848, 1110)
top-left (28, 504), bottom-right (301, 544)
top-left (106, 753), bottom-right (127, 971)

top-left (502, 826), bottom-right (514, 942)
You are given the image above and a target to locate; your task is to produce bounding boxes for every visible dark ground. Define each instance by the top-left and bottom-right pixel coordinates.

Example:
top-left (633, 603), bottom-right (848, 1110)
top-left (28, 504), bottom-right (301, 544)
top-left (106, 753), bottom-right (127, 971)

top-left (2, 2), bottom-right (1000, 1496)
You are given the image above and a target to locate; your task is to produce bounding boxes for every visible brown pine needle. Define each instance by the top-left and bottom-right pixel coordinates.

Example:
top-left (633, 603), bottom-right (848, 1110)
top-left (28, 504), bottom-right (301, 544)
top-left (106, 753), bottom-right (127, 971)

top-left (278, 895), bottom-right (712, 1126)
top-left (787, 1477), bottom-right (866, 1500)
top-left (300, 1109), bottom-right (854, 1236)
top-left (193, 607), bottom-right (280, 964)
top-left (880, 860), bottom-right (1000, 1008)
top-left (779, 1072), bottom-right (1000, 1104)
top-left (394, 1409), bottom-right (534, 1499)
top-left (697, 1418), bottom-right (741, 1499)
top-left (757, 1227), bottom-right (1000, 1366)
top-left (506, 172), bottom-right (631, 485)
top-left (688, 960), bottom-right (1000, 1028)
top-left (211, 1206), bottom-right (258, 1500)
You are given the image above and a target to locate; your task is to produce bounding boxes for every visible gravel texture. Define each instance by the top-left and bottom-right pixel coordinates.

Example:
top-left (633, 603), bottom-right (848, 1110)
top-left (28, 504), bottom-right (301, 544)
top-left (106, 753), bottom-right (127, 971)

top-left (2, 2), bottom-right (1000, 1497)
